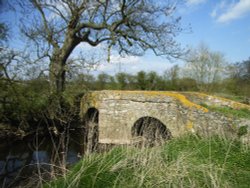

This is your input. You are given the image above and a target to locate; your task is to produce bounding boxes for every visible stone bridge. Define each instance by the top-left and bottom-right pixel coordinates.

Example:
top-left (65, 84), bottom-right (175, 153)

top-left (80, 90), bottom-right (250, 146)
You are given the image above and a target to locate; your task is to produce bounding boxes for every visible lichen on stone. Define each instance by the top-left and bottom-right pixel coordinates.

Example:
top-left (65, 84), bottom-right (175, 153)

top-left (117, 90), bottom-right (209, 112)
top-left (186, 120), bottom-right (193, 130)
top-left (82, 90), bottom-right (209, 113)
top-left (186, 92), bottom-right (250, 110)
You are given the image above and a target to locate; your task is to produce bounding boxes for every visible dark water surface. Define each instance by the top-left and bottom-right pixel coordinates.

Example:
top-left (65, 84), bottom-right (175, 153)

top-left (0, 129), bottom-right (85, 187)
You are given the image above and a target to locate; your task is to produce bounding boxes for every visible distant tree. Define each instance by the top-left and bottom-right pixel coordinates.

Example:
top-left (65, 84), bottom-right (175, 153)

top-left (163, 65), bottom-right (179, 89)
top-left (184, 44), bottom-right (227, 92)
top-left (178, 77), bottom-right (198, 91)
top-left (155, 76), bottom-right (167, 90)
top-left (126, 74), bottom-right (136, 90)
top-left (106, 76), bottom-right (116, 90)
top-left (115, 72), bottom-right (128, 90)
top-left (96, 73), bottom-right (111, 90)
top-left (226, 58), bottom-right (250, 96)
top-left (16, 0), bottom-right (183, 101)
top-left (146, 71), bottom-right (158, 90)
top-left (136, 71), bottom-right (147, 90)
top-left (236, 58), bottom-right (250, 82)
top-left (71, 73), bottom-right (96, 90)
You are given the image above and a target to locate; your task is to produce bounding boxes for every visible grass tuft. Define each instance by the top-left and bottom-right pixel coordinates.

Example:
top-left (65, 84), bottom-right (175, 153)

top-left (44, 135), bottom-right (250, 188)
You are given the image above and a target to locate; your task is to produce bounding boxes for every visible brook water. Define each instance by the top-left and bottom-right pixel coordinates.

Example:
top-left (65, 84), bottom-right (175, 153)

top-left (0, 129), bottom-right (85, 187)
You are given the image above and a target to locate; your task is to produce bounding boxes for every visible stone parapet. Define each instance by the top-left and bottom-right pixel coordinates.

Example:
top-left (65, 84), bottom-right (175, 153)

top-left (81, 91), bottom-right (250, 144)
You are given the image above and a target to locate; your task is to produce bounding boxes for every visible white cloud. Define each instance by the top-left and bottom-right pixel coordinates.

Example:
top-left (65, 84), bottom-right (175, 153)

top-left (91, 54), bottom-right (175, 76)
top-left (210, 1), bottom-right (227, 18)
top-left (109, 54), bottom-right (140, 64)
top-left (96, 54), bottom-right (140, 74)
top-left (186, 0), bottom-right (207, 6)
top-left (212, 0), bottom-right (250, 23)
top-left (178, 0), bottom-right (206, 15)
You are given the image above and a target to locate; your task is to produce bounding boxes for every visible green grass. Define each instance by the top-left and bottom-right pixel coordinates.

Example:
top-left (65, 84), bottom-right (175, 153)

top-left (212, 93), bottom-right (249, 104)
top-left (44, 135), bottom-right (250, 188)
top-left (210, 106), bottom-right (250, 119)
top-left (200, 103), bottom-right (250, 119)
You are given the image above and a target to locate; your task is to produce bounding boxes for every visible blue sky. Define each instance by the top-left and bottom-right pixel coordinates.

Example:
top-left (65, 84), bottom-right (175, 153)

top-left (179, 0), bottom-right (250, 62)
top-left (94, 0), bottom-right (250, 75)
top-left (1, 0), bottom-right (250, 76)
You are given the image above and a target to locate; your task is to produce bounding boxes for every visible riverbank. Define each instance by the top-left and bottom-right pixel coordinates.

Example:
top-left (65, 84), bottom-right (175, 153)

top-left (0, 127), bottom-right (87, 188)
top-left (45, 134), bottom-right (250, 188)
top-left (0, 123), bottom-right (58, 144)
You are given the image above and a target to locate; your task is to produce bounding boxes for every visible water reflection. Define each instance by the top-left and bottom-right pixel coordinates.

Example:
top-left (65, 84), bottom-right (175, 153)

top-left (0, 129), bottom-right (85, 187)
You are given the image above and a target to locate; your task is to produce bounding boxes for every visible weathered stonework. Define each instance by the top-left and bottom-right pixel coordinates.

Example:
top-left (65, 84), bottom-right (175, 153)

top-left (81, 90), bottom-right (250, 145)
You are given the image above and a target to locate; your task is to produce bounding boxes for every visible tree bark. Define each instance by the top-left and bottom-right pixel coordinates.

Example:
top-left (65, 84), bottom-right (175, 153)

top-left (49, 31), bottom-right (80, 96)
top-left (49, 58), bottom-right (66, 95)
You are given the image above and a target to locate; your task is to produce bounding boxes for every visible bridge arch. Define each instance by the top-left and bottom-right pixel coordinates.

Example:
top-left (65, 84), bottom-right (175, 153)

top-left (84, 107), bottom-right (99, 153)
top-left (85, 107), bottom-right (99, 123)
top-left (131, 116), bottom-right (172, 146)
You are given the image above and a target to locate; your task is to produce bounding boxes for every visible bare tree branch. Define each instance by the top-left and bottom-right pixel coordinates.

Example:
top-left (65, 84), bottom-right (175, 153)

top-left (17, 0), bottom-right (184, 95)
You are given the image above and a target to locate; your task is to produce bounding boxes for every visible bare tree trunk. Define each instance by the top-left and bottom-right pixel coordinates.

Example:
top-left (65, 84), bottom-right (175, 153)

top-left (50, 29), bottom-right (79, 93)
top-left (48, 32), bottom-right (80, 108)
top-left (49, 59), bottom-right (66, 95)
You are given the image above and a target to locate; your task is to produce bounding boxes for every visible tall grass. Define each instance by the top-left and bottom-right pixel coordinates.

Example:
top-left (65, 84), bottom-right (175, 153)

top-left (44, 135), bottom-right (250, 188)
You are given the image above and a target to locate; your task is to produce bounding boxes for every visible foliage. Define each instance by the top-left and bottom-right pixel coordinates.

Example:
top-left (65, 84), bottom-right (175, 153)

top-left (136, 71), bottom-right (147, 90)
top-left (115, 72), bottom-right (129, 90)
top-left (45, 135), bottom-right (250, 188)
top-left (0, 78), bottom-right (50, 127)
